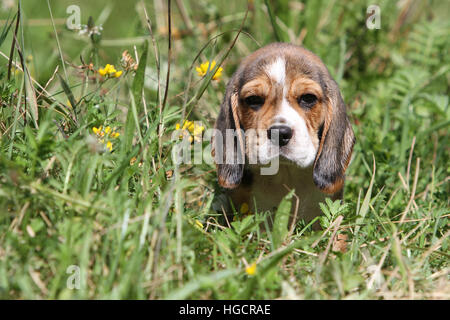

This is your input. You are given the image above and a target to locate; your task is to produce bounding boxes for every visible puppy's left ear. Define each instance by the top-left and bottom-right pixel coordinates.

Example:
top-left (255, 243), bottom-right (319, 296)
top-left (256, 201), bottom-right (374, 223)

top-left (313, 82), bottom-right (355, 194)
top-left (212, 76), bottom-right (245, 189)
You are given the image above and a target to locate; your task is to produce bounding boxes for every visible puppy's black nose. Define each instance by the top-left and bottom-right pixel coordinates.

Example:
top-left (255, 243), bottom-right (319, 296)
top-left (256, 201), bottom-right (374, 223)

top-left (267, 125), bottom-right (293, 147)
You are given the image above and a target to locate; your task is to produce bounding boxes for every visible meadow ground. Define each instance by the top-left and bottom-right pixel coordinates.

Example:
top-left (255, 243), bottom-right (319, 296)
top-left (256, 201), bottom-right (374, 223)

top-left (0, 0), bottom-right (448, 299)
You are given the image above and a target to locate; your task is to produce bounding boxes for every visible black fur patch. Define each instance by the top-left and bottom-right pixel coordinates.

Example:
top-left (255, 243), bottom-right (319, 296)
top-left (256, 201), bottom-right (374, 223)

top-left (318, 122), bottom-right (324, 142)
top-left (313, 168), bottom-right (340, 189)
top-left (241, 168), bottom-right (254, 187)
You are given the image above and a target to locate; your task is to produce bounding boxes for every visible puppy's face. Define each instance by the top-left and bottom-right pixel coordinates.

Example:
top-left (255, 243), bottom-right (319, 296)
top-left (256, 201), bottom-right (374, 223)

top-left (214, 43), bottom-right (355, 194)
top-left (238, 52), bottom-right (326, 167)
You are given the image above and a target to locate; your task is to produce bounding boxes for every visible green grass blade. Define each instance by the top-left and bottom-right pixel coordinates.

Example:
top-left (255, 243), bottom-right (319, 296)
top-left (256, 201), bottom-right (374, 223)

top-left (0, 12), bottom-right (16, 48)
top-left (57, 74), bottom-right (77, 122)
top-left (124, 40), bottom-right (148, 153)
top-left (165, 268), bottom-right (239, 299)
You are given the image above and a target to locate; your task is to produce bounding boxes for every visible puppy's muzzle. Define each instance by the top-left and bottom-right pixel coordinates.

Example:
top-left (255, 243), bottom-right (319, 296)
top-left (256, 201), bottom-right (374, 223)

top-left (267, 125), bottom-right (293, 147)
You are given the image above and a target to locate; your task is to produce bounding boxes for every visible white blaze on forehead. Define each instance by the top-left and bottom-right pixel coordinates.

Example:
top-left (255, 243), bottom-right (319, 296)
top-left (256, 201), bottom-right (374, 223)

top-left (265, 57), bottom-right (286, 85)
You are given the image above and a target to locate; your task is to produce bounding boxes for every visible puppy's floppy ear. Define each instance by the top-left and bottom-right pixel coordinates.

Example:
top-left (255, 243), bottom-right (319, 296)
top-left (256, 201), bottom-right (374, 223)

top-left (313, 81), bottom-right (355, 194)
top-left (212, 77), bottom-right (245, 189)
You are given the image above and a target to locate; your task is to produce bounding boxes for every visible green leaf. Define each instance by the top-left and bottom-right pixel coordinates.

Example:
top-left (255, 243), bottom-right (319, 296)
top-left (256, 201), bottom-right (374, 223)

top-left (354, 155), bottom-right (376, 239)
top-left (231, 215), bottom-right (255, 236)
top-left (272, 189), bottom-right (294, 249)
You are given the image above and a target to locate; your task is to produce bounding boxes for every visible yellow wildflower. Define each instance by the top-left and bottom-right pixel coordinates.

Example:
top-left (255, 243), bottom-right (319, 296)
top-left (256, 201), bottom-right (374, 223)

top-left (245, 262), bottom-right (257, 276)
top-left (98, 64), bottom-right (123, 78)
top-left (91, 125), bottom-right (119, 152)
top-left (192, 123), bottom-right (205, 140)
top-left (192, 124), bottom-right (205, 137)
top-left (196, 60), bottom-right (223, 81)
top-left (195, 220), bottom-right (204, 230)
top-left (98, 65), bottom-right (109, 76)
top-left (240, 202), bottom-right (249, 214)
top-left (212, 67), bottom-right (223, 80)
top-left (235, 202), bottom-right (254, 220)
top-left (175, 120), bottom-right (205, 143)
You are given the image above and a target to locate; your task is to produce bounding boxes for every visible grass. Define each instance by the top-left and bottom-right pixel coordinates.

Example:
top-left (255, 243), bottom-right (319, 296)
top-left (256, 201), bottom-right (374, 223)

top-left (0, 0), bottom-right (448, 299)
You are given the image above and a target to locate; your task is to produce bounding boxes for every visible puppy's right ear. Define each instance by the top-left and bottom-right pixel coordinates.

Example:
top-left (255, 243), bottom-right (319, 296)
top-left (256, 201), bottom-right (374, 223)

top-left (212, 79), bottom-right (244, 189)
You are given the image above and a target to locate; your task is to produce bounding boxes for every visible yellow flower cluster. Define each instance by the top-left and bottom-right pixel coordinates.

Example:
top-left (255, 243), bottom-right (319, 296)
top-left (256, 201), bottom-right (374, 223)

top-left (175, 120), bottom-right (205, 143)
top-left (196, 60), bottom-right (223, 81)
top-left (245, 262), bottom-right (257, 276)
top-left (92, 125), bottom-right (120, 152)
top-left (98, 64), bottom-right (123, 78)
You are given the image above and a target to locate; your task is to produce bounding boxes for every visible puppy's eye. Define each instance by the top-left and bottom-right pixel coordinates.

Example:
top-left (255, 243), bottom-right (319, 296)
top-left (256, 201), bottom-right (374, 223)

top-left (244, 95), bottom-right (265, 110)
top-left (297, 94), bottom-right (318, 109)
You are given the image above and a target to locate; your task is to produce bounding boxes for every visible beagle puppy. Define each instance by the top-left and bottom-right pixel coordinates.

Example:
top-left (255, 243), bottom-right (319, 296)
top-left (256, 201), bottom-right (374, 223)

top-left (212, 43), bottom-right (355, 224)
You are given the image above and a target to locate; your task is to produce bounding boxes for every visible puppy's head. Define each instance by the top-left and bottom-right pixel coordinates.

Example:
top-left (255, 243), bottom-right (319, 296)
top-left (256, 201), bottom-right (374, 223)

top-left (213, 43), bottom-right (355, 194)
